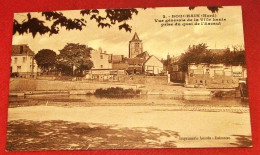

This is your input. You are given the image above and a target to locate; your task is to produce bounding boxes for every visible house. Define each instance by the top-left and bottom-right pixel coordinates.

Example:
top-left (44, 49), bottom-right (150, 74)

top-left (186, 63), bottom-right (247, 88)
top-left (144, 55), bottom-right (164, 75)
top-left (88, 48), bottom-right (126, 81)
top-left (109, 54), bottom-right (124, 63)
top-left (11, 44), bottom-right (38, 78)
top-left (90, 48), bottom-right (112, 69)
top-left (125, 58), bottom-right (145, 74)
top-left (135, 51), bottom-right (150, 60)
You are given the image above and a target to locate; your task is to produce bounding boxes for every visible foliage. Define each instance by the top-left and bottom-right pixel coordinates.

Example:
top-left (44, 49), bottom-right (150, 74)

top-left (13, 9), bottom-right (139, 37)
top-left (178, 43), bottom-right (246, 72)
top-left (57, 43), bottom-right (93, 76)
top-left (13, 7), bottom-right (222, 38)
top-left (178, 43), bottom-right (211, 72)
top-left (94, 87), bottom-right (140, 97)
top-left (35, 49), bottom-right (57, 72)
top-left (189, 6), bottom-right (223, 13)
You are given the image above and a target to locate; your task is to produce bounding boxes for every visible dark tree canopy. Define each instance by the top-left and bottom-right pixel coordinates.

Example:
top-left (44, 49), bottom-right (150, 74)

top-left (13, 7), bottom-right (222, 38)
top-left (13, 9), bottom-right (139, 38)
top-left (34, 49), bottom-right (57, 72)
top-left (189, 6), bottom-right (223, 13)
top-left (57, 43), bottom-right (93, 76)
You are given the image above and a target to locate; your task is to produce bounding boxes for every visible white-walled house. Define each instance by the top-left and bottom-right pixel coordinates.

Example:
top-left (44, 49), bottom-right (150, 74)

top-left (144, 55), bottom-right (164, 75)
top-left (11, 44), bottom-right (38, 77)
top-left (90, 48), bottom-right (112, 70)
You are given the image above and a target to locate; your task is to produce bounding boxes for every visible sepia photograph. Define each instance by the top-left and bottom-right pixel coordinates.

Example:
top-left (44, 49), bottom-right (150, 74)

top-left (7, 6), bottom-right (251, 151)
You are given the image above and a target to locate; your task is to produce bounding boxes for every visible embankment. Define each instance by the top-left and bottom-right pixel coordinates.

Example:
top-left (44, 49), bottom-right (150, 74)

top-left (9, 78), bottom-right (138, 93)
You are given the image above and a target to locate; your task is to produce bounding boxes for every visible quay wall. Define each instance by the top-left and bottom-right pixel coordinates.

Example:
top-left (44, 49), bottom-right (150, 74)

top-left (9, 78), bottom-right (138, 91)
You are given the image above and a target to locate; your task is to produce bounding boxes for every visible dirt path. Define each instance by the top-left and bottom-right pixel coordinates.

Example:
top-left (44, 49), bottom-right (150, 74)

top-left (7, 105), bottom-right (252, 150)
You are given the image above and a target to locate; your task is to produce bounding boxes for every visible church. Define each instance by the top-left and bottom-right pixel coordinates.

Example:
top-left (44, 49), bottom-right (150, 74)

top-left (129, 32), bottom-right (143, 58)
top-left (126, 32), bottom-right (164, 75)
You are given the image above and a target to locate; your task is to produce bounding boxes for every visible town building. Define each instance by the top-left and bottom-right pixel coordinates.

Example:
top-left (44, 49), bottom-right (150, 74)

top-left (144, 55), bottom-right (164, 75)
top-left (129, 32), bottom-right (143, 58)
top-left (186, 63), bottom-right (247, 88)
top-left (11, 44), bottom-right (38, 78)
top-left (109, 54), bottom-right (124, 63)
top-left (135, 51), bottom-right (150, 60)
top-left (124, 58), bottom-right (145, 74)
top-left (90, 48), bottom-right (112, 69)
top-left (88, 48), bottom-right (126, 81)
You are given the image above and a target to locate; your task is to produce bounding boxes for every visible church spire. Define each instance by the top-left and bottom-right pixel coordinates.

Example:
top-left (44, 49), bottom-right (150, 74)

top-left (131, 32), bottom-right (140, 41)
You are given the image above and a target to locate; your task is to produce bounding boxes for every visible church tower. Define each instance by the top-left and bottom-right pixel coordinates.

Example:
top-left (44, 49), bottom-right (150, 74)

top-left (129, 32), bottom-right (143, 58)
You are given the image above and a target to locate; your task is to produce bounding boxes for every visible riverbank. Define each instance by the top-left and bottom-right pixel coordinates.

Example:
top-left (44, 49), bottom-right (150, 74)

top-left (9, 78), bottom-right (239, 97)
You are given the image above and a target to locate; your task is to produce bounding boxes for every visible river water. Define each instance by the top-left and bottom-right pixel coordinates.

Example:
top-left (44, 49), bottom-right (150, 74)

top-left (9, 94), bottom-right (249, 107)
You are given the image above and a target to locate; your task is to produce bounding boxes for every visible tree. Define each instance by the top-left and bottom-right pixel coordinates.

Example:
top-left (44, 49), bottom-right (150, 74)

top-left (13, 9), bottom-right (139, 38)
top-left (13, 7), bottom-right (222, 37)
top-left (35, 49), bottom-right (57, 72)
top-left (222, 46), bottom-right (246, 66)
top-left (178, 43), bottom-right (246, 72)
top-left (189, 6), bottom-right (223, 13)
top-left (57, 43), bottom-right (93, 76)
top-left (178, 43), bottom-right (211, 72)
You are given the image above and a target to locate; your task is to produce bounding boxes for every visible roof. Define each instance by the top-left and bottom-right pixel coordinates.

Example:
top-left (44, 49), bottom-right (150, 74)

top-left (125, 58), bottom-right (145, 65)
top-left (112, 63), bottom-right (129, 70)
top-left (130, 32), bottom-right (141, 41)
top-left (135, 51), bottom-right (149, 59)
top-left (209, 49), bottom-right (227, 55)
top-left (144, 55), bottom-right (162, 65)
top-left (127, 66), bottom-right (143, 71)
top-left (12, 44), bottom-right (35, 56)
top-left (111, 55), bottom-right (124, 63)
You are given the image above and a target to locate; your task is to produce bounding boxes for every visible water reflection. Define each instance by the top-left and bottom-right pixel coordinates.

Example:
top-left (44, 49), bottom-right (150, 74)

top-left (9, 94), bottom-right (249, 108)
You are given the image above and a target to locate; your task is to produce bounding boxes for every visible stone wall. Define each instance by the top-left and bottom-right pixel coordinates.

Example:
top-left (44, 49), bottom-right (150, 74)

top-left (145, 76), bottom-right (168, 85)
top-left (187, 74), bottom-right (239, 88)
top-left (9, 78), bottom-right (137, 91)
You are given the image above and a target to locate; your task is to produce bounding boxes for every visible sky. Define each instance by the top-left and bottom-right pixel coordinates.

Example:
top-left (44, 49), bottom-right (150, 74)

top-left (12, 6), bottom-right (244, 59)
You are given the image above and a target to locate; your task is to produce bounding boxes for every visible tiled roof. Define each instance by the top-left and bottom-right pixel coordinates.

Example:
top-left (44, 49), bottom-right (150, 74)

top-left (144, 55), bottom-right (162, 65)
top-left (135, 51), bottom-right (149, 59)
top-left (12, 44), bottom-right (35, 56)
top-left (125, 58), bottom-right (145, 65)
top-left (112, 63), bottom-right (129, 70)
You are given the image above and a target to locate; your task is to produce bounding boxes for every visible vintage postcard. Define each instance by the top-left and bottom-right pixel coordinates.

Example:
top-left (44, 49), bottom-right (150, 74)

top-left (7, 6), bottom-right (251, 151)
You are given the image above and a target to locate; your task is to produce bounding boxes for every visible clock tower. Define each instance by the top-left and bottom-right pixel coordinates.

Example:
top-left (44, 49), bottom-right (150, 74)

top-left (129, 32), bottom-right (143, 58)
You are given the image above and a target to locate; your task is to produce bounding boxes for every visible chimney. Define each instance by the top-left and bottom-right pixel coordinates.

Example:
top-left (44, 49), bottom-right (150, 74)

top-left (20, 45), bottom-right (23, 54)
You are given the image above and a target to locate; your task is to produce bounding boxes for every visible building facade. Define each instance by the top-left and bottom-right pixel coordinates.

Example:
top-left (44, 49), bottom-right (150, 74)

top-left (144, 55), bottom-right (164, 75)
top-left (186, 63), bottom-right (247, 88)
top-left (11, 44), bottom-right (38, 77)
top-left (90, 48), bottom-right (112, 70)
top-left (129, 32), bottom-right (143, 58)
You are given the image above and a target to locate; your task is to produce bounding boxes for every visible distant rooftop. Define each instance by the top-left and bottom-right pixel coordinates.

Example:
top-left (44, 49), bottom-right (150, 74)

top-left (12, 44), bottom-right (35, 56)
top-left (209, 49), bottom-right (228, 55)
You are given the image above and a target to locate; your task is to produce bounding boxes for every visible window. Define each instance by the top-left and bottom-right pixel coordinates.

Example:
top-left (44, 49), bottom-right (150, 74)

top-left (15, 57), bottom-right (17, 63)
top-left (23, 57), bottom-right (26, 63)
top-left (100, 65), bottom-right (103, 68)
top-left (17, 66), bottom-right (21, 72)
top-left (100, 54), bottom-right (103, 59)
